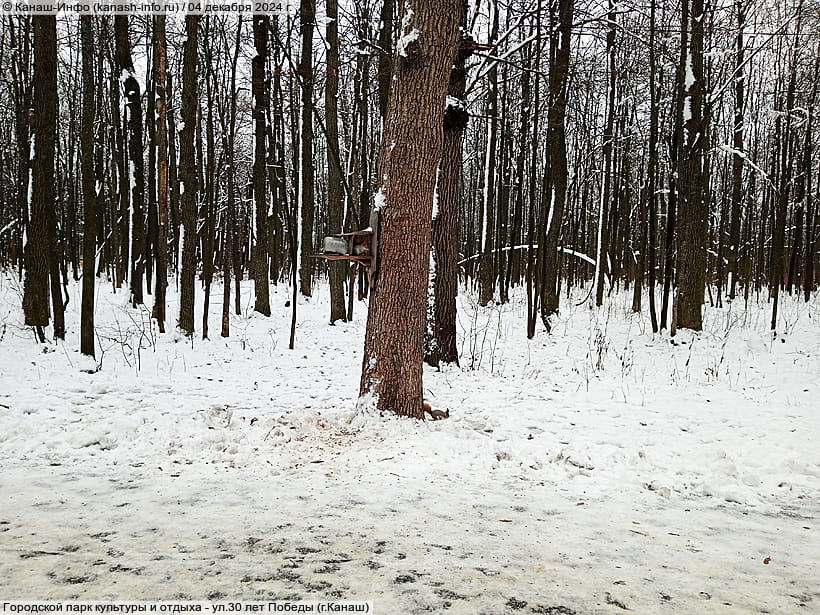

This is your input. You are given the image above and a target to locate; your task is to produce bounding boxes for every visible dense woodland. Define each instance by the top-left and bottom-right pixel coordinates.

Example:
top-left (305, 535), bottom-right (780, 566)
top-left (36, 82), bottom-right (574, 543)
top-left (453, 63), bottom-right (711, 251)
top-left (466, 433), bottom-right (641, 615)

top-left (0, 0), bottom-right (818, 413)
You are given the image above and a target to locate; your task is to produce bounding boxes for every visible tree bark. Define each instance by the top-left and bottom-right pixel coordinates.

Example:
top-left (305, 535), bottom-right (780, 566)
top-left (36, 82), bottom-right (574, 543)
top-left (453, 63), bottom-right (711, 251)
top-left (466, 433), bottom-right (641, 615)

top-left (298, 0), bottom-right (316, 297)
top-left (326, 0), bottom-right (347, 324)
top-left (594, 0), bottom-right (617, 308)
top-left (200, 16), bottom-right (216, 339)
top-left (80, 15), bottom-right (96, 356)
top-left (153, 15), bottom-right (169, 333)
top-left (479, 0), bottom-right (499, 307)
top-left (727, 0), bottom-right (745, 301)
top-left (538, 0), bottom-right (573, 323)
top-left (426, 0), bottom-right (468, 367)
top-left (803, 42), bottom-right (819, 302)
top-left (24, 15), bottom-right (58, 342)
top-left (674, 0), bottom-right (708, 331)
top-left (646, 0), bottom-right (659, 332)
top-left (115, 15), bottom-right (146, 308)
top-left (222, 15), bottom-right (243, 337)
top-left (10, 18), bottom-right (32, 283)
top-left (770, 2), bottom-right (802, 331)
top-left (252, 14), bottom-right (272, 316)
top-left (178, 15), bottom-right (199, 336)
top-left (360, 0), bottom-right (461, 418)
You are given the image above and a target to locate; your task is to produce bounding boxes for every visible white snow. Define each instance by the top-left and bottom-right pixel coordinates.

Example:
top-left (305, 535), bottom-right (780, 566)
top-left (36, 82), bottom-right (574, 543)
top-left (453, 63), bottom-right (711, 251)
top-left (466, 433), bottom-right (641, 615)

top-left (546, 186), bottom-right (556, 236)
top-left (401, 1), bottom-right (414, 31)
top-left (683, 96), bottom-right (693, 123)
top-left (445, 96), bottom-right (466, 112)
top-left (459, 245), bottom-right (595, 266)
top-left (396, 28), bottom-right (421, 58)
top-left (431, 166), bottom-right (440, 221)
top-left (27, 136), bottom-right (34, 224)
top-left (396, 0), bottom-right (418, 58)
top-left (718, 144), bottom-right (747, 159)
top-left (685, 50), bottom-right (695, 91)
top-left (373, 187), bottom-right (387, 211)
top-left (683, 37), bottom-right (695, 124)
top-left (0, 220), bottom-right (18, 238)
top-left (0, 275), bottom-right (818, 611)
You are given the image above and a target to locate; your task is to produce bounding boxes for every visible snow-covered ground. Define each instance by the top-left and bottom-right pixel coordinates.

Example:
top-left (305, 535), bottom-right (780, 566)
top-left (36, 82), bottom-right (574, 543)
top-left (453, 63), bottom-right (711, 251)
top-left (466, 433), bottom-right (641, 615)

top-left (1, 273), bottom-right (818, 613)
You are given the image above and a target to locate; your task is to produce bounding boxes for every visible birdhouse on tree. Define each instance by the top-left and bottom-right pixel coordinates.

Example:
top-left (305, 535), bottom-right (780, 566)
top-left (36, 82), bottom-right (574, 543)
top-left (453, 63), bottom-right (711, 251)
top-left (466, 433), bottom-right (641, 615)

top-left (315, 211), bottom-right (379, 288)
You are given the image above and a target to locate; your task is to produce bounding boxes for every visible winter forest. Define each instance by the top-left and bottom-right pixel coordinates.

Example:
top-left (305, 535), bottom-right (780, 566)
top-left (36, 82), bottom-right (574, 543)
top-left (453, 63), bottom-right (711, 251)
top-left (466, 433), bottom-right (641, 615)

top-left (1, 0), bottom-right (819, 611)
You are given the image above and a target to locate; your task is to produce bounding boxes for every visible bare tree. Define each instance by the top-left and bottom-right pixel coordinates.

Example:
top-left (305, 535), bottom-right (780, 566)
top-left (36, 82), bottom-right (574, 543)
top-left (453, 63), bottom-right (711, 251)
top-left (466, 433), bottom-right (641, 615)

top-left (80, 15), bottom-right (96, 356)
top-left (252, 14), bottom-right (272, 316)
top-left (152, 15), bottom-right (169, 333)
top-left (326, 0), bottom-right (347, 324)
top-left (770, 1), bottom-right (803, 331)
top-left (478, 0), bottom-right (499, 307)
top-left (298, 0), bottom-right (316, 297)
top-left (594, 0), bottom-right (617, 309)
top-left (727, 0), bottom-right (746, 301)
top-left (538, 0), bottom-right (573, 324)
top-left (178, 15), bottom-right (199, 336)
top-left (115, 16), bottom-right (146, 308)
top-left (426, 0), bottom-right (469, 367)
top-left (674, 0), bottom-right (708, 331)
top-left (23, 15), bottom-right (59, 343)
top-left (359, 0), bottom-right (462, 418)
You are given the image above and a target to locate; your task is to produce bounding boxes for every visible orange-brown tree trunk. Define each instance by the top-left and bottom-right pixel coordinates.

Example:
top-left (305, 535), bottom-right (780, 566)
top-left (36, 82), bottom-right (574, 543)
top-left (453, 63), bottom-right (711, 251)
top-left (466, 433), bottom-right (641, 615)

top-left (359, 0), bottom-right (462, 418)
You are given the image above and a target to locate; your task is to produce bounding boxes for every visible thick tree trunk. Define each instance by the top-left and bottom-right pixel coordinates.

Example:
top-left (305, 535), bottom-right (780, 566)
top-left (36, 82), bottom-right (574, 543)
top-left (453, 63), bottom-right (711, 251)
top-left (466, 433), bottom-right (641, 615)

top-left (222, 16), bottom-right (242, 338)
top-left (252, 14), bottom-right (271, 317)
top-left (360, 0), bottom-right (461, 418)
top-left (298, 0), bottom-right (316, 297)
top-left (153, 15), bottom-right (169, 333)
top-left (80, 16), bottom-right (96, 357)
top-left (115, 16), bottom-right (146, 308)
top-left (24, 15), bottom-right (58, 342)
top-left (647, 0), bottom-right (658, 333)
top-left (178, 15), bottom-right (199, 336)
top-left (145, 34), bottom-right (156, 298)
top-left (426, 1), bottom-right (468, 367)
top-left (538, 0), bottom-right (573, 323)
top-left (674, 0), bottom-right (708, 331)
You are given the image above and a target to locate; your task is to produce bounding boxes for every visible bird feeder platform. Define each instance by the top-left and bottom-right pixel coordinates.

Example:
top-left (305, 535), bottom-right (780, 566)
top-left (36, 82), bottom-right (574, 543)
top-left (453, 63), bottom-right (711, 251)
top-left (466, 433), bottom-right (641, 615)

top-left (313, 212), bottom-right (379, 287)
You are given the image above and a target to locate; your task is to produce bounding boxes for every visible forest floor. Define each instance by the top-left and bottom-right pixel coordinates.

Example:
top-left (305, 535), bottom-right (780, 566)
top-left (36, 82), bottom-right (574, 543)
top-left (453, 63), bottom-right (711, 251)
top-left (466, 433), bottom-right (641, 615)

top-left (1, 274), bottom-right (819, 614)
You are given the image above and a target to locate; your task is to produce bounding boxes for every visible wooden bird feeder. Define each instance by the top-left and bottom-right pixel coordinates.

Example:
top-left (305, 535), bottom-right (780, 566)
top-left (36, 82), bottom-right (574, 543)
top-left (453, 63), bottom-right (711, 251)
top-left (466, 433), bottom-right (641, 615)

top-left (314, 211), bottom-right (379, 288)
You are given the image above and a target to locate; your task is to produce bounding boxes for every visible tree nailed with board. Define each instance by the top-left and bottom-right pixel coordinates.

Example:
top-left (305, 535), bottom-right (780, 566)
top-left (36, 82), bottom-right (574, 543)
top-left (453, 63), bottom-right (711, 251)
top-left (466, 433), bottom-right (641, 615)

top-left (359, 0), bottom-right (462, 419)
